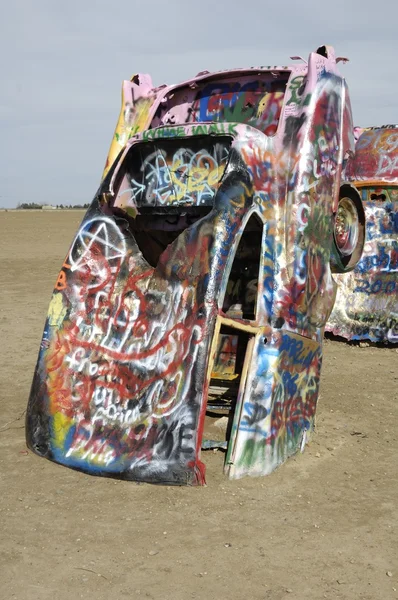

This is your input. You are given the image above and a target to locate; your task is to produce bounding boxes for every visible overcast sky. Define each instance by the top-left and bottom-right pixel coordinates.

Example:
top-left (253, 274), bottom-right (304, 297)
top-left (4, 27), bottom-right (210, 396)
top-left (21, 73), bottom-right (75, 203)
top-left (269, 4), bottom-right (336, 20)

top-left (1, 0), bottom-right (397, 208)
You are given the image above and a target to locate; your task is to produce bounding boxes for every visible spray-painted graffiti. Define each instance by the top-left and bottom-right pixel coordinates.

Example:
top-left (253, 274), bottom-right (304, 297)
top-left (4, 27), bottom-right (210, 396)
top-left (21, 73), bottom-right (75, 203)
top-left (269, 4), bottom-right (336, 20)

top-left (346, 128), bottom-right (398, 182)
top-left (27, 45), bottom-right (358, 483)
top-left (103, 75), bottom-right (156, 177)
top-left (103, 73), bottom-right (290, 180)
top-left (188, 80), bottom-right (286, 136)
top-left (114, 140), bottom-right (230, 211)
top-left (327, 127), bottom-right (398, 343)
top-left (30, 209), bottom-right (217, 480)
top-left (226, 331), bottom-right (321, 478)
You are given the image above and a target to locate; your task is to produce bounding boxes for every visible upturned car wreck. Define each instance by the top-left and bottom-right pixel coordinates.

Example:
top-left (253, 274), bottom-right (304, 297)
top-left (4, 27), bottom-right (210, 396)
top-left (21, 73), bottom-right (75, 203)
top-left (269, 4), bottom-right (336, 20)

top-left (327, 125), bottom-right (398, 343)
top-left (26, 45), bottom-right (364, 484)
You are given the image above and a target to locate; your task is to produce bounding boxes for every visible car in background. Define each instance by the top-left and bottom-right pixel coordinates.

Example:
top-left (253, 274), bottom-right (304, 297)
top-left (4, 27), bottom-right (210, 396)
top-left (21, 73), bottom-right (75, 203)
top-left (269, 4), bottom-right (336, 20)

top-left (327, 125), bottom-right (398, 343)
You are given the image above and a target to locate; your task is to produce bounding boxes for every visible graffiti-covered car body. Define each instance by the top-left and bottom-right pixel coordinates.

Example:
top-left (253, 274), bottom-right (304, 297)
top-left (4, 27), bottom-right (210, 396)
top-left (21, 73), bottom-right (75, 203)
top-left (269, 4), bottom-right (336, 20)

top-left (327, 126), bottom-right (398, 342)
top-left (27, 45), bottom-right (360, 485)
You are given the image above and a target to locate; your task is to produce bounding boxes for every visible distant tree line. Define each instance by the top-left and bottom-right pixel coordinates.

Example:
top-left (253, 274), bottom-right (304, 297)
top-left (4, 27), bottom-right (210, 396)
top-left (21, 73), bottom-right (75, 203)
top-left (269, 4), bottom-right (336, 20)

top-left (16, 202), bottom-right (44, 209)
top-left (55, 204), bottom-right (90, 209)
top-left (16, 203), bottom-right (90, 209)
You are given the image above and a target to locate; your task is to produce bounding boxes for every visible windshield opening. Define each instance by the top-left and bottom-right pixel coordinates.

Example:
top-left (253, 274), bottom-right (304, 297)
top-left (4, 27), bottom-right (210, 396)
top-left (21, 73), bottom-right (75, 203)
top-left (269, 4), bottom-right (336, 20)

top-left (113, 136), bottom-right (231, 212)
top-left (150, 72), bottom-right (290, 136)
top-left (111, 137), bottom-right (231, 266)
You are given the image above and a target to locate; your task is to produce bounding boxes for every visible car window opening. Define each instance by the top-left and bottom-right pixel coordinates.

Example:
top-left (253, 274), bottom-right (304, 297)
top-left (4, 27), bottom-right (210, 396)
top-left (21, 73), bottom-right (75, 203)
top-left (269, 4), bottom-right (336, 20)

top-left (111, 137), bottom-right (231, 267)
top-left (222, 213), bottom-right (263, 320)
top-left (148, 73), bottom-right (290, 137)
top-left (122, 207), bottom-right (213, 267)
top-left (203, 327), bottom-right (253, 453)
top-left (370, 193), bottom-right (387, 201)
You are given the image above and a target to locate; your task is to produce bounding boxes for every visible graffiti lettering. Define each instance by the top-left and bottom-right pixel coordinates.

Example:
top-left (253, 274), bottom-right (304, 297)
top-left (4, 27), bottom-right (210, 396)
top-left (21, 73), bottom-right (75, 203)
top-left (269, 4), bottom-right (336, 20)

top-left (280, 334), bottom-right (317, 369)
top-left (119, 144), bottom-right (230, 208)
top-left (142, 122), bottom-right (238, 142)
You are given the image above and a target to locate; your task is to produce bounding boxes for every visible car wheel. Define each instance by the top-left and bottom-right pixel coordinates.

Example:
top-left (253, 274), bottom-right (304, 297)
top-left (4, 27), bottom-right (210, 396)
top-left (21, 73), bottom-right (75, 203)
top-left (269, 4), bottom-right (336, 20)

top-left (330, 184), bottom-right (365, 273)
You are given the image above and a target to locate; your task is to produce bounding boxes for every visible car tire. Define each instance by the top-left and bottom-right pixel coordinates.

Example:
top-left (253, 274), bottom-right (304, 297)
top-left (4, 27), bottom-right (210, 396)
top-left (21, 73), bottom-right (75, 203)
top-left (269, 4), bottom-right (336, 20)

top-left (330, 184), bottom-right (365, 273)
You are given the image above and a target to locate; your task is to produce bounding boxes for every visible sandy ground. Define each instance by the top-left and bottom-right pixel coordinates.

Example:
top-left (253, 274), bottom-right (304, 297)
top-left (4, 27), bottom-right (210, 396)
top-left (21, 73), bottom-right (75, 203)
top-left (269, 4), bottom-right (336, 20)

top-left (0, 210), bottom-right (397, 600)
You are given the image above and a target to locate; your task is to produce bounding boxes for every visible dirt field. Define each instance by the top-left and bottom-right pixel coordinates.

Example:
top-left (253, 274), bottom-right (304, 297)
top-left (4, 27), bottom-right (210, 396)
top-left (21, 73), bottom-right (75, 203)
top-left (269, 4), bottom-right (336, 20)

top-left (0, 210), bottom-right (397, 600)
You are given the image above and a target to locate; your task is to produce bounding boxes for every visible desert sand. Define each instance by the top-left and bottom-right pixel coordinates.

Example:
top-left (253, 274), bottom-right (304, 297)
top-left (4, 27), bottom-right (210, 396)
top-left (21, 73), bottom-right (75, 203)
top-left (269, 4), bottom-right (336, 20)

top-left (0, 210), bottom-right (396, 600)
